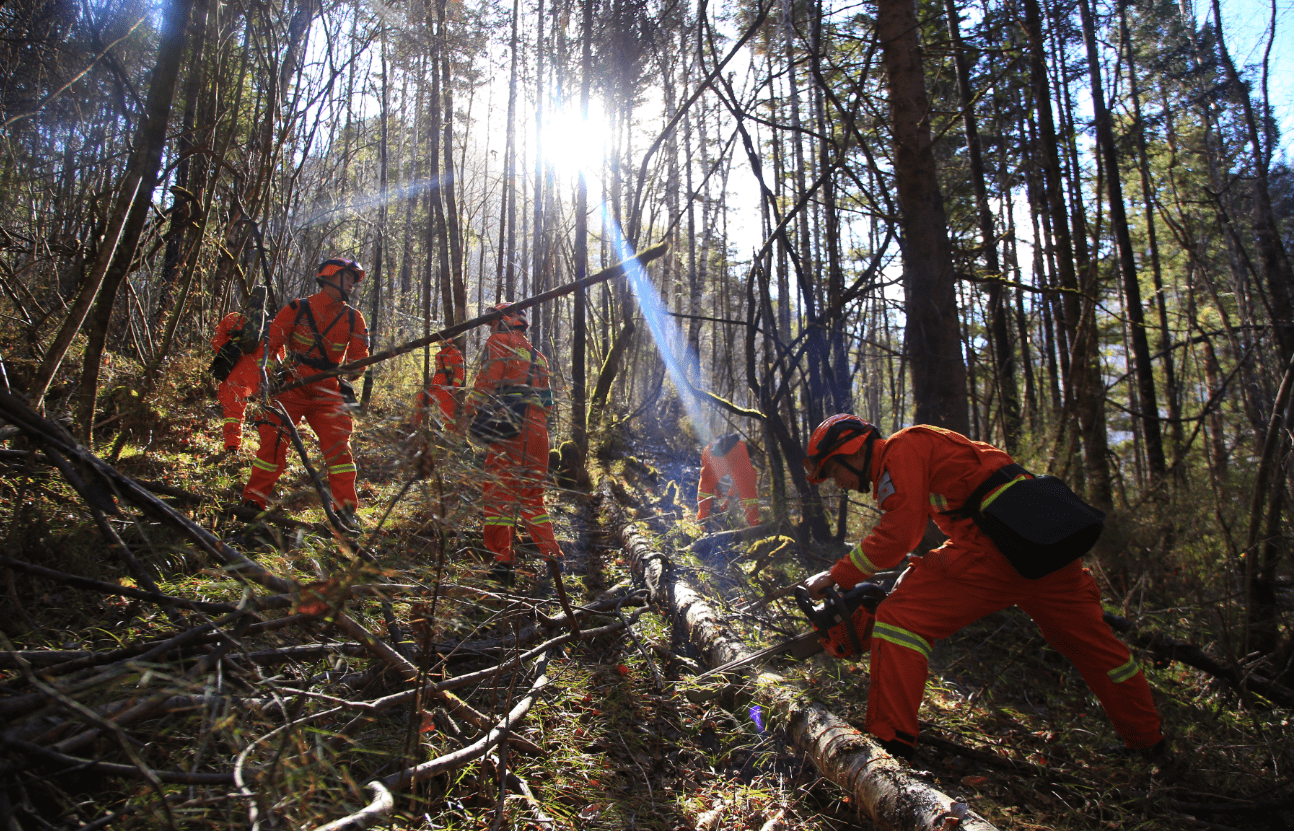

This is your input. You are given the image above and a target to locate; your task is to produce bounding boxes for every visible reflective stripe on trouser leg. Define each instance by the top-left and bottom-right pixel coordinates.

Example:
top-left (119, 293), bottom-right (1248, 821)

top-left (481, 417), bottom-right (558, 564)
top-left (218, 381), bottom-right (250, 448)
top-left (483, 516), bottom-right (517, 564)
top-left (243, 408), bottom-right (294, 507)
top-left (866, 621), bottom-right (934, 747)
top-left (302, 389), bottom-right (358, 510)
top-left (1020, 563), bottom-right (1163, 749)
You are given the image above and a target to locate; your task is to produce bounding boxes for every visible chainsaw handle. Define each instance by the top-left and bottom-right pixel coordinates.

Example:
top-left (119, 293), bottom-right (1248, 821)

top-left (793, 585), bottom-right (818, 625)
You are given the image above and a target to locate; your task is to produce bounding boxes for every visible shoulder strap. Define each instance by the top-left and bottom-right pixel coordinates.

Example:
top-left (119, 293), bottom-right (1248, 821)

top-left (941, 463), bottom-right (1029, 519)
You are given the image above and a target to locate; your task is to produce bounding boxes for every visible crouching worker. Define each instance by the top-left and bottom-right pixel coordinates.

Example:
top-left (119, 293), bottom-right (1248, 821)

top-left (462, 303), bottom-right (563, 586)
top-left (697, 432), bottom-right (760, 527)
top-left (241, 259), bottom-right (369, 530)
top-left (801, 415), bottom-right (1164, 761)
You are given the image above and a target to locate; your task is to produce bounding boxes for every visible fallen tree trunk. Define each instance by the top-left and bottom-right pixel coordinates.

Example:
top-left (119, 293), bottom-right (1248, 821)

top-left (603, 484), bottom-right (997, 831)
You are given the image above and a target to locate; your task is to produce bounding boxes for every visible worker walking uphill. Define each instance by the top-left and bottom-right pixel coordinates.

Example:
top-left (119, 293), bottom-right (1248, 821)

top-left (697, 433), bottom-right (760, 527)
top-left (413, 339), bottom-right (465, 430)
top-left (462, 303), bottom-right (563, 586)
top-left (802, 415), bottom-right (1164, 761)
top-left (209, 297), bottom-right (271, 452)
top-left (241, 259), bottom-right (369, 528)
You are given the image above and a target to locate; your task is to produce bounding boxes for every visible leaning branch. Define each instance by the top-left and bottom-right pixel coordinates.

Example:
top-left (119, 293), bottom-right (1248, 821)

top-left (277, 242), bottom-right (668, 394)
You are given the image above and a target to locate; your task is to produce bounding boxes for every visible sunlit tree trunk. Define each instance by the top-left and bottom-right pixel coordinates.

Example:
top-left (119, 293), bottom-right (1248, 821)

top-left (1122, 1), bottom-right (1183, 466)
top-left (362, 42), bottom-right (389, 411)
top-left (44, 0), bottom-right (197, 430)
top-left (1022, 0), bottom-right (1111, 507)
top-left (571, 0), bottom-right (593, 458)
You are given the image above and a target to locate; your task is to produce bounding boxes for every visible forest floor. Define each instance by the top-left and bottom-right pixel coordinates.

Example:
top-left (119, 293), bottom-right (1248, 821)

top-left (1, 360), bottom-right (1292, 830)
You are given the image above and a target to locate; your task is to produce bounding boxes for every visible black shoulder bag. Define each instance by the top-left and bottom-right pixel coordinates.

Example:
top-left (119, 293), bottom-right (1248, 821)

top-left (944, 464), bottom-right (1106, 579)
top-left (469, 349), bottom-right (538, 444)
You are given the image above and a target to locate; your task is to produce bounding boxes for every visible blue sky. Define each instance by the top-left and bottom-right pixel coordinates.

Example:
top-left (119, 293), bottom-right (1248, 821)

top-left (1204, 0), bottom-right (1294, 160)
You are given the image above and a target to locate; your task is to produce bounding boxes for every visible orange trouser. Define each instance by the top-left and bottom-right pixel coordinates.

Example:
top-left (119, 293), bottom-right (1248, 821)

top-left (482, 416), bottom-right (562, 565)
top-left (868, 543), bottom-right (1163, 751)
top-left (217, 357), bottom-right (260, 449)
top-left (243, 382), bottom-right (358, 510)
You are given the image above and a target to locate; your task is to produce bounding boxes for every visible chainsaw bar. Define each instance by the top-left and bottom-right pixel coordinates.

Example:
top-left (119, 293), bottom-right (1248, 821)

top-left (694, 630), bottom-right (824, 680)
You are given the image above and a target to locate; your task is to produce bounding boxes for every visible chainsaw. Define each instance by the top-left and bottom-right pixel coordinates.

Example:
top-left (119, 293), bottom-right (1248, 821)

top-left (695, 582), bottom-right (888, 680)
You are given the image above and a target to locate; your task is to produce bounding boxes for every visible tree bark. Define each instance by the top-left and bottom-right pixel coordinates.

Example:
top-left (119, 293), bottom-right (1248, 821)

top-left (875, 0), bottom-right (968, 433)
top-left (1077, 0), bottom-right (1166, 482)
top-left (944, 0), bottom-right (1019, 450)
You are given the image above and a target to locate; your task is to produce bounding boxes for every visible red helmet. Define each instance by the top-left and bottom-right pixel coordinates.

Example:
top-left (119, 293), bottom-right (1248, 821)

top-left (318, 258), bottom-right (365, 285)
top-left (491, 301), bottom-right (528, 332)
top-left (803, 414), bottom-right (878, 484)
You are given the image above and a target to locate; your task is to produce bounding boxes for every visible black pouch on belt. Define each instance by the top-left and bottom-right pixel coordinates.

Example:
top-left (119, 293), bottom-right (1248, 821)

top-left (337, 378), bottom-right (358, 407)
top-left (947, 465), bottom-right (1106, 579)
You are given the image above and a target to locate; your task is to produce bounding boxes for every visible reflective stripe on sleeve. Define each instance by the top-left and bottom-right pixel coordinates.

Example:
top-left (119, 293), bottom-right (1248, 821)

top-left (873, 622), bottom-right (933, 660)
top-left (848, 542), bottom-right (880, 575)
top-left (1108, 656), bottom-right (1141, 684)
top-left (929, 493), bottom-right (948, 510)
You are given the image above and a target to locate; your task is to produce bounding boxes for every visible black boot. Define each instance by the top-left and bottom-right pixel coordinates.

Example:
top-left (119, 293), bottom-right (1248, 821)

top-left (488, 561), bottom-right (515, 587)
top-left (1104, 737), bottom-right (1167, 760)
top-left (878, 738), bottom-right (915, 760)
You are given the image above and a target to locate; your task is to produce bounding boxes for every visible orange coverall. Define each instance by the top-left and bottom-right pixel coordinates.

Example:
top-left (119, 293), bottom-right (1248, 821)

top-left (829, 425), bottom-right (1162, 754)
top-left (212, 312), bottom-right (267, 449)
top-left (697, 434), bottom-right (760, 526)
top-left (242, 291), bottom-right (369, 510)
top-left (414, 341), bottom-right (465, 428)
top-left (463, 329), bottom-right (562, 566)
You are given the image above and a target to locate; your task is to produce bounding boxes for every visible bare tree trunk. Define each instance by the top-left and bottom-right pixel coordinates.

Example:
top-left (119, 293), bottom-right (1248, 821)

top-left (1121, 1), bottom-right (1183, 465)
top-left (876, 0), bottom-right (968, 432)
top-left (152, 0), bottom-right (210, 330)
top-left (1077, 0), bottom-right (1166, 483)
top-left (1211, 0), bottom-right (1294, 363)
top-left (944, 0), bottom-right (1019, 451)
top-left (1022, 0), bottom-right (1111, 507)
top-left (27, 0), bottom-right (197, 409)
top-left (571, 0), bottom-right (593, 458)
top-left (362, 42), bottom-right (389, 411)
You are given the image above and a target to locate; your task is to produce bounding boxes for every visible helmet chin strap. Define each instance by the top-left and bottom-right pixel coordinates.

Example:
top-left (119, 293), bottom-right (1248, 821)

top-left (319, 277), bottom-right (350, 302)
top-left (835, 431), bottom-right (878, 491)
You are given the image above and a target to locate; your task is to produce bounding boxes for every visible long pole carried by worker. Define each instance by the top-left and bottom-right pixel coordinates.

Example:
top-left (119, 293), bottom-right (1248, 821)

top-left (276, 241), bottom-right (669, 396)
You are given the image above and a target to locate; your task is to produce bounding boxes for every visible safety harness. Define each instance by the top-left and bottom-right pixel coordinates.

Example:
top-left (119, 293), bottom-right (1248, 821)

top-left (286, 299), bottom-right (358, 373)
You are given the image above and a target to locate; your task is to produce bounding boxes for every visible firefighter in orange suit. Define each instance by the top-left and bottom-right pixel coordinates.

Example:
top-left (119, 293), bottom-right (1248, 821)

top-left (802, 415), bottom-right (1164, 761)
top-left (211, 312), bottom-right (269, 450)
top-left (414, 340), bottom-right (465, 429)
top-left (697, 433), bottom-right (760, 526)
top-left (241, 259), bottom-right (369, 526)
top-left (462, 303), bottom-right (562, 585)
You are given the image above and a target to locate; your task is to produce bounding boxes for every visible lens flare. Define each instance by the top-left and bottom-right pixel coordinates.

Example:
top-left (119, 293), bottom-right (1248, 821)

top-left (599, 203), bottom-right (713, 446)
